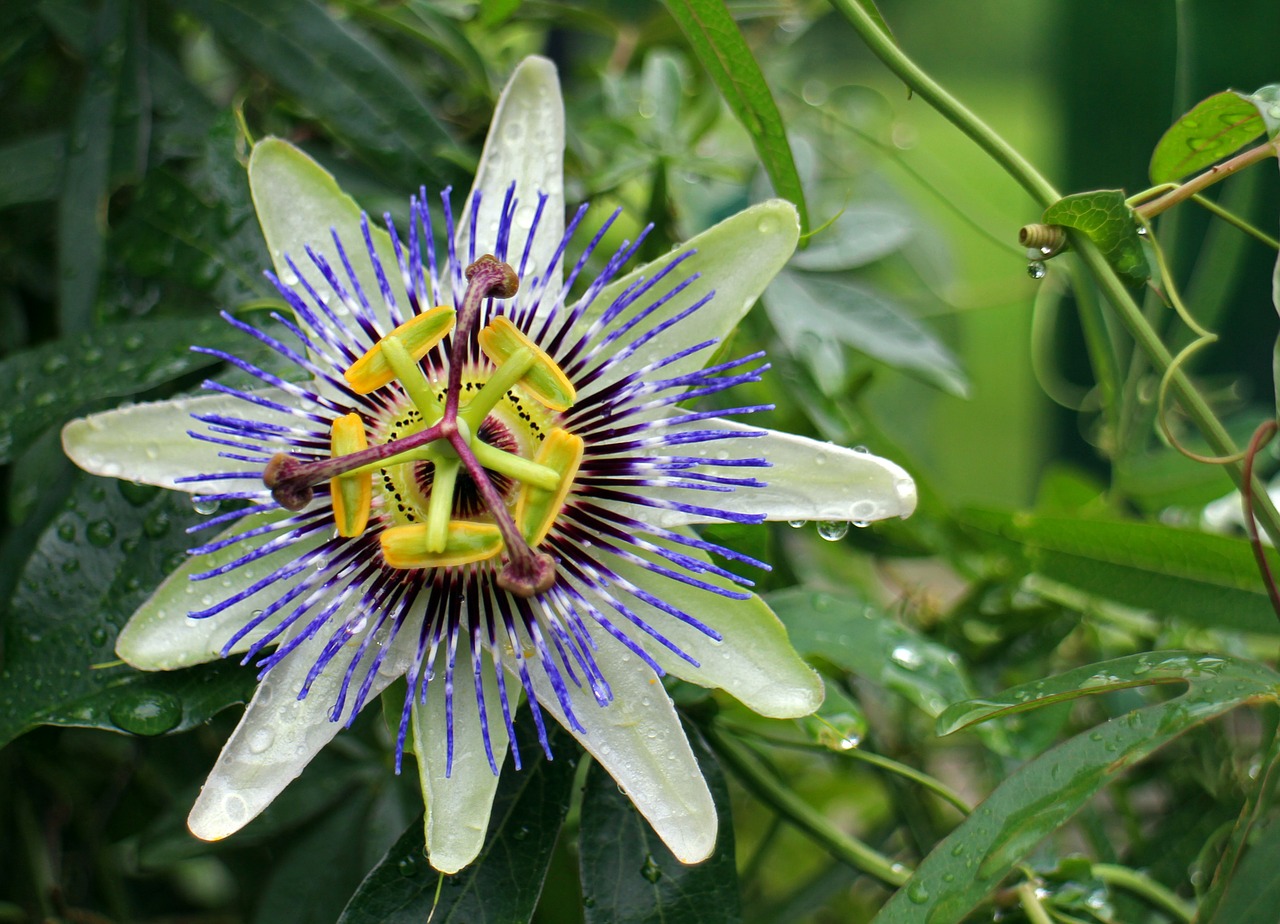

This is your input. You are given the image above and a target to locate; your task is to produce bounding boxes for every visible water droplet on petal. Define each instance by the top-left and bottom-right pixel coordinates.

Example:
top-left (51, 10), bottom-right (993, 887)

top-left (248, 727), bottom-right (275, 754)
top-left (192, 497), bottom-right (221, 515)
top-left (787, 519), bottom-right (806, 529)
top-left (816, 520), bottom-right (849, 541)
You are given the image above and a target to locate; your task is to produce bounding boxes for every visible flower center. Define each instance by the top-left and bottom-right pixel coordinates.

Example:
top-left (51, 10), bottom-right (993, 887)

top-left (263, 256), bottom-right (583, 597)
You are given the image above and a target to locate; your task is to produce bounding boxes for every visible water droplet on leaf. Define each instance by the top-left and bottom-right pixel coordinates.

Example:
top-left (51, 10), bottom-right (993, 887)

top-left (109, 690), bottom-right (182, 735)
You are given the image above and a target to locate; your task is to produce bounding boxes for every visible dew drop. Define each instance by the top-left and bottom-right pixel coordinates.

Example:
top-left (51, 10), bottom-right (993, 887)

top-left (41, 354), bottom-right (69, 374)
top-left (757, 217), bottom-right (777, 235)
top-left (192, 497), bottom-right (221, 515)
top-left (640, 854), bottom-right (663, 883)
top-left (906, 880), bottom-right (930, 904)
top-left (143, 508), bottom-right (172, 538)
top-left (1136, 225), bottom-right (1148, 236)
top-left (108, 690), bottom-right (182, 735)
top-left (787, 519), bottom-right (806, 529)
top-left (90, 626), bottom-right (109, 647)
top-left (890, 645), bottom-right (923, 670)
top-left (397, 855), bottom-right (420, 877)
top-left (247, 727), bottom-right (275, 754)
top-left (56, 522), bottom-right (76, 542)
top-left (816, 520), bottom-right (849, 541)
top-left (86, 519), bottom-right (116, 547)
top-left (118, 480), bottom-right (159, 506)
top-left (1027, 260), bottom-right (1047, 280)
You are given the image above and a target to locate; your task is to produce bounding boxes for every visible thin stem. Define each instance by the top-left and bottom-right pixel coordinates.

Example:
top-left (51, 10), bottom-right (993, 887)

top-left (1091, 864), bottom-right (1195, 923)
top-left (1016, 882), bottom-right (1054, 924)
top-left (705, 723), bottom-right (911, 887)
top-left (833, 0), bottom-right (1280, 547)
top-left (829, 0), bottom-right (1059, 208)
top-left (1135, 140), bottom-right (1279, 222)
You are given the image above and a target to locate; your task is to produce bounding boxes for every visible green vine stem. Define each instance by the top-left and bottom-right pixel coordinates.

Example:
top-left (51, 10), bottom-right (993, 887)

top-left (831, 0), bottom-right (1280, 547)
top-left (705, 723), bottom-right (912, 887)
top-left (1134, 140), bottom-right (1279, 222)
top-left (1092, 864), bottom-right (1195, 922)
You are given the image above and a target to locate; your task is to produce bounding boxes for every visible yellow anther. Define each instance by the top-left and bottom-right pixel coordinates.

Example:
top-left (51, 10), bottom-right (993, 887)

top-left (380, 521), bottom-right (503, 569)
top-left (477, 315), bottom-right (576, 411)
top-left (344, 306), bottom-right (455, 394)
top-left (329, 413), bottom-right (371, 537)
top-left (514, 427), bottom-right (584, 547)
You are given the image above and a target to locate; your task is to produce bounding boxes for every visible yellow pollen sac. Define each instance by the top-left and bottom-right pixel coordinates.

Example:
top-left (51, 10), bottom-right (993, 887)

top-left (477, 315), bottom-right (576, 411)
top-left (330, 413), bottom-right (372, 537)
top-left (514, 427), bottom-right (584, 547)
top-left (344, 306), bottom-right (456, 394)
top-left (380, 521), bottom-right (503, 569)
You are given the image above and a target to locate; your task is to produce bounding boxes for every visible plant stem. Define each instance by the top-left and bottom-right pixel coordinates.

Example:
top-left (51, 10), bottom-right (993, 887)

top-left (1135, 141), bottom-right (1279, 222)
top-left (1016, 882), bottom-right (1055, 924)
top-left (829, 0), bottom-right (1059, 208)
top-left (705, 723), bottom-right (911, 887)
top-left (1092, 863), bottom-right (1195, 922)
top-left (831, 0), bottom-right (1280, 547)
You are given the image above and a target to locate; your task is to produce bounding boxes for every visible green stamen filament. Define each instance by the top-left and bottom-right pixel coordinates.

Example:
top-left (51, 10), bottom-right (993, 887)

top-left (461, 346), bottom-right (535, 432)
top-left (379, 334), bottom-right (443, 420)
top-left (424, 452), bottom-right (460, 553)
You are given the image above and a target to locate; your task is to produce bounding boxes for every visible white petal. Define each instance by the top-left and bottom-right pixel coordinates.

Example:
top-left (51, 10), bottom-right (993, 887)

top-left (575, 200), bottom-right (799, 395)
top-left (187, 622), bottom-right (412, 841)
top-left (459, 56), bottom-right (565, 296)
top-left (502, 627), bottom-right (716, 863)
top-left (117, 513), bottom-right (325, 670)
top-left (249, 138), bottom-right (404, 333)
top-left (622, 417), bottom-right (917, 527)
top-left (587, 540), bottom-right (823, 719)
top-left (413, 638), bottom-right (512, 874)
top-left (61, 391), bottom-right (297, 492)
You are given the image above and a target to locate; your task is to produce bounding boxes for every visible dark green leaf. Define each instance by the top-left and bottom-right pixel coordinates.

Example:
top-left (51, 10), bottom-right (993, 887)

top-left (338, 720), bottom-right (576, 924)
top-left (0, 476), bottom-right (253, 746)
top-left (1208, 815), bottom-right (1280, 924)
top-left (764, 270), bottom-right (969, 398)
top-left (0, 316), bottom-right (255, 465)
top-left (174, 0), bottom-right (462, 186)
top-left (768, 588), bottom-right (975, 719)
top-left (664, 0), bottom-right (809, 234)
top-left (1149, 90), bottom-right (1266, 184)
top-left (877, 652), bottom-right (1280, 924)
top-left (959, 508), bottom-right (1280, 635)
top-left (579, 725), bottom-right (740, 924)
top-left (1043, 190), bottom-right (1149, 284)
top-left (57, 0), bottom-right (125, 330)
top-left (0, 132), bottom-right (65, 208)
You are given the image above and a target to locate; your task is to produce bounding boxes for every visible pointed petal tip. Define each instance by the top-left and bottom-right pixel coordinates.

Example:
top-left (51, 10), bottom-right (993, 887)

top-left (657, 808), bottom-right (718, 864)
top-left (187, 789), bottom-right (250, 842)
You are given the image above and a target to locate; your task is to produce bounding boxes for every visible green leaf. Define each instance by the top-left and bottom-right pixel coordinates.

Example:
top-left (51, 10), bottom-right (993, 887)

top-left (1150, 90), bottom-right (1267, 184)
top-left (0, 132), bottom-right (65, 208)
top-left (1208, 815), bottom-right (1280, 924)
top-left (959, 508), bottom-right (1280, 635)
top-left (663, 0), bottom-right (809, 235)
top-left (0, 316), bottom-right (253, 465)
top-left (579, 725), bottom-right (740, 924)
top-left (1248, 83), bottom-right (1280, 138)
top-left (768, 588), bottom-right (975, 719)
top-left (764, 270), bottom-right (970, 398)
top-left (172, 0), bottom-right (461, 186)
top-left (57, 0), bottom-right (125, 330)
top-left (0, 476), bottom-right (255, 746)
top-left (876, 652), bottom-right (1280, 924)
top-left (338, 720), bottom-right (576, 924)
top-left (1043, 190), bottom-right (1149, 284)
top-left (789, 202), bottom-right (914, 272)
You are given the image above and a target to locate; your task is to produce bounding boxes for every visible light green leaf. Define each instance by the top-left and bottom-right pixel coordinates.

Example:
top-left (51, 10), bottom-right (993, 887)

top-left (1150, 90), bottom-right (1266, 184)
top-left (1043, 190), bottom-right (1149, 284)
top-left (663, 0), bottom-right (809, 235)
top-left (765, 269), bottom-right (970, 397)
top-left (877, 652), bottom-right (1280, 924)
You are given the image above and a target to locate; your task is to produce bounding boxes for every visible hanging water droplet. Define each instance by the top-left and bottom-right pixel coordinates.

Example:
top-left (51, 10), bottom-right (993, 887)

top-left (1027, 260), bottom-right (1047, 280)
top-left (816, 520), bottom-right (849, 541)
top-left (192, 497), bottom-right (221, 515)
top-left (787, 519), bottom-right (806, 529)
top-left (851, 520), bottom-right (870, 529)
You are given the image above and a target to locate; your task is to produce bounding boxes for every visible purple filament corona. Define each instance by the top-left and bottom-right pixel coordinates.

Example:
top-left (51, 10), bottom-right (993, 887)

top-left (181, 183), bottom-right (774, 775)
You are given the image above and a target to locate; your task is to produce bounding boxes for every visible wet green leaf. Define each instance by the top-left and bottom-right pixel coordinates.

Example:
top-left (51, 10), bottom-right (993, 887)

top-left (764, 270), bottom-right (969, 398)
top-left (0, 316), bottom-right (254, 465)
top-left (174, 0), bottom-right (462, 187)
top-left (959, 508), bottom-right (1280, 635)
top-left (1150, 90), bottom-right (1266, 184)
top-left (338, 721), bottom-right (575, 923)
top-left (1043, 190), bottom-right (1149, 284)
top-left (877, 652), bottom-right (1280, 924)
top-left (0, 475), bottom-right (253, 747)
top-left (579, 725), bottom-right (740, 924)
top-left (664, 0), bottom-right (809, 235)
top-left (768, 588), bottom-right (975, 719)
